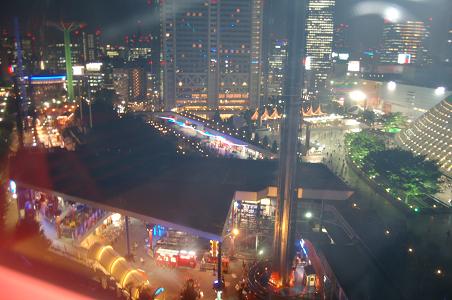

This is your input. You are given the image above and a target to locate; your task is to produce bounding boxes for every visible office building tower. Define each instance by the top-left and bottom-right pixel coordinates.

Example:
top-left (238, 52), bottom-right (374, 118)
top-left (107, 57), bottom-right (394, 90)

top-left (304, 0), bottom-right (336, 101)
top-left (445, 19), bottom-right (452, 64)
top-left (397, 96), bottom-right (452, 176)
top-left (161, 0), bottom-right (263, 117)
top-left (113, 68), bottom-right (129, 103)
top-left (128, 47), bottom-right (152, 63)
top-left (46, 42), bottom-right (83, 73)
top-left (129, 67), bottom-right (147, 102)
top-left (333, 23), bottom-right (350, 54)
top-left (380, 20), bottom-right (432, 66)
top-left (0, 31), bottom-right (16, 81)
top-left (265, 39), bottom-right (287, 101)
top-left (85, 63), bottom-right (106, 96)
top-left (81, 32), bottom-right (101, 63)
top-left (0, 30), bottom-right (41, 79)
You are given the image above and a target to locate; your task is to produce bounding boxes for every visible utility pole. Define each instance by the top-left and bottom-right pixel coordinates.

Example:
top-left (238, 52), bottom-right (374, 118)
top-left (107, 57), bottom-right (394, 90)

top-left (272, 0), bottom-right (306, 286)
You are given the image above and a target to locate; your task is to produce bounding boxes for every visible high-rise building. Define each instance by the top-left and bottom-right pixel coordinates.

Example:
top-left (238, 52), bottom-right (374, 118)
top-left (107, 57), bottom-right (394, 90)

top-left (81, 32), bottom-right (101, 63)
top-left (265, 39), bottom-right (287, 100)
top-left (397, 96), bottom-right (452, 176)
top-left (333, 23), bottom-right (350, 54)
top-left (304, 0), bottom-right (336, 101)
top-left (113, 68), bottom-right (129, 103)
top-left (0, 30), bottom-right (41, 79)
top-left (113, 66), bottom-right (156, 109)
top-left (161, 0), bottom-right (263, 117)
top-left (444, 19), bottom-right (452, 64)
top-left (129, 67), bottom-right (147, 102)
top-left (380, 20), bottom-right (432, 66)
top-left (46, 42), bottom-right (83, 73)
top-left (128, 47), bottom-right (152, 63)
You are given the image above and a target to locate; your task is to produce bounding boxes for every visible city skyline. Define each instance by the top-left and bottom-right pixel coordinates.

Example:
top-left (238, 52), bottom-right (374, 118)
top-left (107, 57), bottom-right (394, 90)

top-left (1, 0), bottom-right (450, 52)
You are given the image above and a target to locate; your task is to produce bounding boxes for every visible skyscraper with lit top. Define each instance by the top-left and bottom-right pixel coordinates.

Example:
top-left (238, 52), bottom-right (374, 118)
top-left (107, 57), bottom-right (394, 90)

top-left (161, 0), bottom-right (263, 117)
top-left (304, 0), bottom-right (335, 102)
top-left (380, 20), bottom-right (432, 66)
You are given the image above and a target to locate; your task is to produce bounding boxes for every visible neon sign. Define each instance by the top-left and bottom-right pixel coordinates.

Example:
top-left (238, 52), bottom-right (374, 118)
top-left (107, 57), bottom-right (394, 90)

top-left (159, 116), bottom-right (248, 147)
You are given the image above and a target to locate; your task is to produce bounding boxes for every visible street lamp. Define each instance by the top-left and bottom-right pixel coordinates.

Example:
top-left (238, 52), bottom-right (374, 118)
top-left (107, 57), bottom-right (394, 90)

top-left (435, 86), bottom-right (445, 96)
top-left (387, 81), bottom-right (397, 91)
top-left (349, 90), bottom-right (367, 102)
top-left (384, 7), bottom-right (400, 23)
top-left (232, 228), bottom-right (240, 236)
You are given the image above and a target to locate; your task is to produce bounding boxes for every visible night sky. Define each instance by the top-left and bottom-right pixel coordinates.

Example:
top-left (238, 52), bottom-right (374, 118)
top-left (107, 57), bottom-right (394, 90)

top-left (1, 0), bottom-right (450, 57)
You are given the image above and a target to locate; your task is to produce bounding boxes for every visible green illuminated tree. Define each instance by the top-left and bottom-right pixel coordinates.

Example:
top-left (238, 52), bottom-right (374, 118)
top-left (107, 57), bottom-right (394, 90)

top-left (382, 112), bottom-right (407, 132)
top-left (366, 149), bottom-right (441, 202)
top-left (345, 131), bottom-right (385, 166)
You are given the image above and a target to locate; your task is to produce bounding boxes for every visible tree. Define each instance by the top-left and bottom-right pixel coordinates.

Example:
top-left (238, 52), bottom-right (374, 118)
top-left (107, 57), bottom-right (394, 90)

top-left (382, 112), bottom-right (407, 132)
top-left (14, 218), bottom-right (51, 252)
top-left (91, 89), bottom-right (118, 126)
top-left (254, 132), bottom-right (260, 143)
top-left (0, 98), bottom-right (14, 242)
top-left (262, 136), bottom-right (269, 148)
top-left (366, 149), bottom-right (441, 202)
top-left (226, 116), bottom-right (235, 129)
top-left (361, 110), bottom-right (376, 125)
top-left (345, 131), bottom-right (385, 166)
top-left (242, 109), bottom-right (253, 127)
top-left (212, 110), bottom-right (222, 124)
top-left (271, 140), bottom-right (278, 152)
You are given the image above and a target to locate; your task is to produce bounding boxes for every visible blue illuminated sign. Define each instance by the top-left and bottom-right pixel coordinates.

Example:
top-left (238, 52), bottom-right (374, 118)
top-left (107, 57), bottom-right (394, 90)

top-left (30, 75), bottom-right (66, 81)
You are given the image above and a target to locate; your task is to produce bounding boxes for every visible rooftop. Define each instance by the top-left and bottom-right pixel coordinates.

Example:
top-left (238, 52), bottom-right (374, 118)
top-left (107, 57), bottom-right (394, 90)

top-left (11, 149), bottom-right (351, 239)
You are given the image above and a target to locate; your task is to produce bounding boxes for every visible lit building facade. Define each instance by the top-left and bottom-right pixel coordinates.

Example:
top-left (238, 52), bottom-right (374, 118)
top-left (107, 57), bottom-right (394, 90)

top-left (46, 43), bottom-right (83, 73)
top-left (161, 0), bottom-right (263, 116)
top-left (129, 67), bottom-right (147, 102)
top-left (113, 68), bottom-right (129, 103)
top-left (265, 39), bottom-right (287, 99)
top-left (304, 0), bottom-right (336, 101)
top-left (81, 32), bottom-right (101, 63)
top-left (128, 47), bottom-right (152, 63)
top-left (380, 20), bottom-right (432, 66)
top-left (333, 23), bottom-right (350, 54)
top-left (397, 96), bottom-right (452, 176)
top-left (445, 22), bottom-right (452, 64)
top-left (28, 75), bottom-right (66, 106)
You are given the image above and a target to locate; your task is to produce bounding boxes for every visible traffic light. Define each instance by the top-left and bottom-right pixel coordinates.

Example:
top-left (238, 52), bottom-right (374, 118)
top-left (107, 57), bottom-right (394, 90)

top-left (210, 240), bottom-right (218, 257)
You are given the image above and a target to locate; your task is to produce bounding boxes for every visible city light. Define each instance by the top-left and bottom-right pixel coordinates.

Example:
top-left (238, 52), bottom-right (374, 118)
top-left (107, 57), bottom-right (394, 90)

top-left (434, 86), bottom-right (445, 96)
top-left (349, 90), bottom-right (367, 101)
top-left (232, 228), bottom-right (239, 236)
top-left (305, 211), bottom-right (313, 219)
top-left (387, 81), bottom-right (397, 91)
top-left (384, 7), bottom-right (400, 23)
